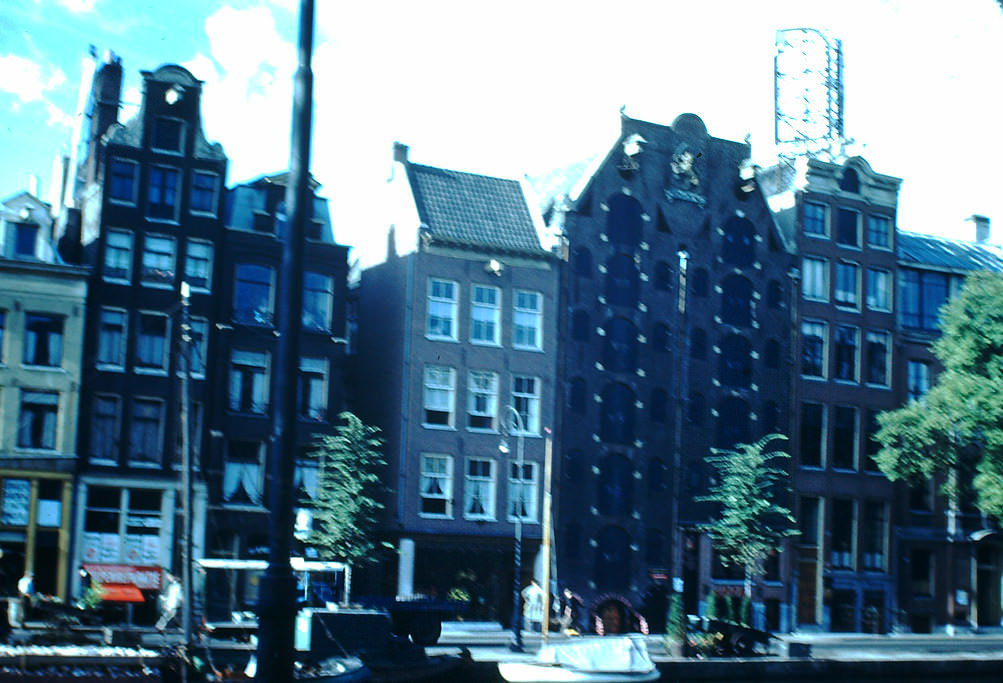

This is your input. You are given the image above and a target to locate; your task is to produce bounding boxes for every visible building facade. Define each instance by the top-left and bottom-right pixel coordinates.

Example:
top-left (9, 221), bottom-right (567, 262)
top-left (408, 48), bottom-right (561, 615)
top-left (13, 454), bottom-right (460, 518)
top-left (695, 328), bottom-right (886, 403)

top-left (0, 191), bottom-right (88, 600)
top-left (356, 144), bottom-right (560, 622)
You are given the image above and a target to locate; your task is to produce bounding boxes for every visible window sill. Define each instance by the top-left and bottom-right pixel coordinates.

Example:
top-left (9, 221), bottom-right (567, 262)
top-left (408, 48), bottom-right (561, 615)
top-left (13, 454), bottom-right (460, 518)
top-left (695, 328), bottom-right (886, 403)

top-left (422, 424), bottom-right (457, 431)
top-left (88, 458), bottom-right (118, 467)
top-left (801, 296), bottom-right (830, 304)
top-left (470, 340), bottom-right (501, 348)
top-left (463, 516), bottom-right (496, 523)
top-left (145, 216), bottom-right (181, 226)
top-left (417, 513), bottom-right (454, 520)
top-left (466, 427), bottom-right (499, 435)
top-left (834, 243), bottom-right (862, 251)
top-left (864, 383), bottom-right (891, 391)
top-left (108, 199), bottom-right (138, 207)
top-left (134, 367), bottom-right (169, 376)
top-left (189, 210), bottom-right (218, 219)
top-left (424, 335), bottom-right (459, 343)
top-left (150, 148), bottom-right (183, 156)
top-left (506, 518), bottom-right (539, 525)
top-left (21, 364), bottom-right (66, 372)
top-left (833, 303), bottom-right (860, 311)
top-left (510, 432), bottom-right (543, 439)
top-left (97, 364), bottom-right (126, 373)
top-left (141, 282), bottom-right (176, 290)
top-left (513, 346), bottom-right (545, 353)
top-left (221, 503), bottom-right (268, 512)
top-left (12, 447), bottom-right (60, 455)
top-left (798, 464), bottom-right (825, 471)
top-left (833, 379), bottom-right (859, 386)
top-left (186, 286), bottom-right (211, 295)
top-left (127, 461), bottom-right (163, 469)
top-left (804, 232), bottom-right (829, 239)
top-left (103, 277), bottom-right (133, 286)
top-left (831, 466), bottom-right (858, 473)
top-left (227, 410), bottom-right (270, 418)
top-left (800, 375), bottom-right (827, 382)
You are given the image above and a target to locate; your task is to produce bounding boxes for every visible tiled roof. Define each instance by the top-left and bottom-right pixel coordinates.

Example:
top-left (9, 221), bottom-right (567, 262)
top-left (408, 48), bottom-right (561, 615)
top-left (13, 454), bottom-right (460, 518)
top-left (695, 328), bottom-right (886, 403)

top-left (406, 163), bottom-right (544, 254)
top-left (898, 231), bottom-right (1003, 273)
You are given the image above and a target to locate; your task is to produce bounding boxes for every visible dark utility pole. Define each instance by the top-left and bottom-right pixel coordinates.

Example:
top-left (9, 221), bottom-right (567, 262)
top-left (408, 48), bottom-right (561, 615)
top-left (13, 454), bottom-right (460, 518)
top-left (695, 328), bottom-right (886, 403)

top-left (179, 281), bottom-right (194, 683)
top-left (255, 0), bottom-right (315, 679)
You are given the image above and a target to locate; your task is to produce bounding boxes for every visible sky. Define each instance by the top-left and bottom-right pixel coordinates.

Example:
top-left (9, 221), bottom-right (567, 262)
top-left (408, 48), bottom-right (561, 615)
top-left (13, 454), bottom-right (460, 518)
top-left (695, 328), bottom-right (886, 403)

top-left (1, 0), bottom-right (1002, 267)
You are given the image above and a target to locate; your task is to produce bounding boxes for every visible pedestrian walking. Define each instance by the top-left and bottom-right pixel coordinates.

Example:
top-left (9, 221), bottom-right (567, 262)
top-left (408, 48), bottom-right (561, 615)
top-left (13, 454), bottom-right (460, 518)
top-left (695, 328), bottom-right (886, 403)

top-left (15, 572), bottom-right (34, 627)
top-left (521, 579), bottom-right (545, 632)
top-left (156, 572), bottom-right (182, 631)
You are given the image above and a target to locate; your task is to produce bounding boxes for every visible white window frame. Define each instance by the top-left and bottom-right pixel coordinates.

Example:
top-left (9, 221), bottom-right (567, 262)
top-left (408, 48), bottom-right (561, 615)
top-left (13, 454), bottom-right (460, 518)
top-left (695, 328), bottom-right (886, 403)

top-left (134, 311), bottom-right (170, 375)
top-left (104, 229), bottom-right (134, 283)
top-left (835, 207), bottom-right (861, 248)
top-left (184, 239), bottom-right (213, 292)
top-left (299, 356), bottom-right (329, 421)
top-left (107, 158), bottom-right (140, 206)
top-left (467, 370), bottom-right (499, 431)
top-left (833, 324), bottom-right (859, 383)
top-left (229, 349), bottom-right (270, 414)
top-left (463, 457), bottom-right (496, 521)
top-left (507, 461), bottom-right (539, 523)
top-left (96, 307), bottom-right (128, 371)
top-left (513, 290), bottom-right (543, 350)
top-left (128, 396), bottom-right (165, 468)
top-left (140, 233), bottom-right (177, 288)
top-left (233, 263), bottom-right (276, 326)
top-left (90, 394), bottom-right (121, 465)
top-left (801, 257), bottom-right (828, 301)
top-left (803, 201), bottom-right (828, 237)
top-left (302, 271), bottom-right (333, 332)
top-left (907, 360), bottom-right (930, 402)
top-left (419, 453), bottom-right (453, 519)
top-left (189, 170), bottom-right (220, 216)
top-left (866, 214), bottom-right (892, 250)
top-left (470, 284), bottom-right (500, 346)
top-left (426, 278), bottom-right (458, 341)
top-left (834, 260), bottom-right (860, 309)
top-left (423, 365), bottom-right (456, 428)
top-left (17, 389), bottom-right (59, 451)
top-left (801, 320), bottom-right (828, 379)
top-left (865, 330), bottom-right (891, 388)
top-left (511, 375), bottom-right (541, 435)
top-left (223, 440), bottom-right (264, 506)
top-left (866, 268), bottom-right (891, 312)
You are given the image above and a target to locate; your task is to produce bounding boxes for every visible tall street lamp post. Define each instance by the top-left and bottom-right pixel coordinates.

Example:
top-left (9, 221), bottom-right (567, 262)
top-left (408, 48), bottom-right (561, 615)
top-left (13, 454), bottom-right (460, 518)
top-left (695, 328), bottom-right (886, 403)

top-left (499, 405), bottom-right (525, 653)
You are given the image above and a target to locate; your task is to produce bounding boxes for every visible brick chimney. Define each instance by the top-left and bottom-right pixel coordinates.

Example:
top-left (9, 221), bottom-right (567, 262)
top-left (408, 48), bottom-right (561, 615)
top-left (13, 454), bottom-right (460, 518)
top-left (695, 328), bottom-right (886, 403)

top-left (969, 214), bottom-right (991, 244)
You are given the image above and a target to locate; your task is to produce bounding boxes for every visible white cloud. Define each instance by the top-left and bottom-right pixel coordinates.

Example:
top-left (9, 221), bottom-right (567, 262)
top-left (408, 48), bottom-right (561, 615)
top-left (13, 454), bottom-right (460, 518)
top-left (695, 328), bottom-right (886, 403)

top-left (58, 0), bottom-right (97, 12)
top-left (0, 55), bottom-right (65, 103)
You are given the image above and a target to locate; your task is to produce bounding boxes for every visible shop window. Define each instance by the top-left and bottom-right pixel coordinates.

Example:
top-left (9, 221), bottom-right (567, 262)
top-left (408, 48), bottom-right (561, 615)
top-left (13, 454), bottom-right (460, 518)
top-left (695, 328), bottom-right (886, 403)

top-left (606, 194), bottom-right (642, 248)
top-left (721, 216), bottom-right (755, 267)
top-left (600, 383), bottom-right (635, 445)
top-left (602, 317), bottom-right (638, 373)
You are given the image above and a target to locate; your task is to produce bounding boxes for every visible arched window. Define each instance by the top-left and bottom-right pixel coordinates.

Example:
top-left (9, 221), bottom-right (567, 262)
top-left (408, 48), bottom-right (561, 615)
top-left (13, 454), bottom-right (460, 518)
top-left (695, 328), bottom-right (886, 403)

top-left (564, 449), bottom-right (584, 483)
top-left (563, 521), bottom-right (582, 559)
top-left (573, 247), bottom-right (593, 278)
top-left (767, 279), bottom-right (783, 309)
top-left (600, 383), bottom-right (635, 445)
top-left (765, 339), bottom-right (780, 369)
top-left (761, 400), bottom-right (780, 436)
top-left (594, 526), bottom-right (631, 592)
top-left (605, 254), bottom-right (640, 307)
top-left (568, 377), bottom-right (587, 414)
top-left (603, 317), bottom-right (638, 373)
top-left (691, 267), bottom-right (709, 297)
top-left (652, 323), bottom-right (670, 353)
top-left (717, 397), bottom-right (750, 448)
top-left (649, 388), bottom-right (668, 423)
top-left (721, 274), bottom-right (753, 327)
top-left (597, 454), bottom-right (633, 517)
top-left (721, 216), bottom-right (756, 267)
top-left (687, 391), bottom-right (705, 424)
top-left (647, 458), bottom-right (666, 492)
top-left (840, 168), bottom-right (860, 193)
top-left (719, 334), bottom-right (752, 388)
top-left (571, 310), bottom-right (590, 342)
top-left (653, 261), bottom-right (672, 291)
top-left (690, 327), bottom-right (707, 360)
top-left (607, 194), bottom-right (642, 248)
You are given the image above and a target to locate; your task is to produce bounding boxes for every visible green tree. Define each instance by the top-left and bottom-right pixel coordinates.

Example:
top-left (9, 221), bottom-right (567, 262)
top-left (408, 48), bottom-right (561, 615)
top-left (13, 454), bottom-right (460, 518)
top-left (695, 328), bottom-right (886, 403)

top-left (876, 271), bottom-right (1003, 522)
top-left (697, 434), bottom-right (797, 597)
top-left (666, 593), bottom-right (687, 642)
top-left (305, 411), bottom-right (387, 564)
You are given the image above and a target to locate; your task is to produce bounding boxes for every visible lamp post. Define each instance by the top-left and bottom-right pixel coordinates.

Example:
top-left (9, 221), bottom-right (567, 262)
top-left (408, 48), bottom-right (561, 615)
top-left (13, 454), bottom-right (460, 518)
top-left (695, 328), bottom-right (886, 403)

top-left (499, 405), bottom-right (525, 652)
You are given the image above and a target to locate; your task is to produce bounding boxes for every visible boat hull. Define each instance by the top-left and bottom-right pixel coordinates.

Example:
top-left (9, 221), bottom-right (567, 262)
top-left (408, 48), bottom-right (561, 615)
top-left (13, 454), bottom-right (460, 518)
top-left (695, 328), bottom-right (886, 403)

top-left (497, 662), bottom-right (659, 683)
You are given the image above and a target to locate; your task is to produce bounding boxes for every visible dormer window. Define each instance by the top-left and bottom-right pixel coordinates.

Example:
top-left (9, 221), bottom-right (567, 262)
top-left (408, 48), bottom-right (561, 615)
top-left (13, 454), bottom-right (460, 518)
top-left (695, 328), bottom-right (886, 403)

top-left (13, 223), bottom-right (37, 259)
top-left (152, 117), bottom-right (184, 153)
top-left (839, 168), bottom-right (860, 193)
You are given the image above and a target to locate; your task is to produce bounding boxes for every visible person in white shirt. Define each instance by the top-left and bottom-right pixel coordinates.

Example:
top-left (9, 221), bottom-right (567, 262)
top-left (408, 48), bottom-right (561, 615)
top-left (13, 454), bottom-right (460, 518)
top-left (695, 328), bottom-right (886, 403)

top-left (156, 572), bottom-right (182, 631)
top-left (521, 579), bottom-right (545, 632)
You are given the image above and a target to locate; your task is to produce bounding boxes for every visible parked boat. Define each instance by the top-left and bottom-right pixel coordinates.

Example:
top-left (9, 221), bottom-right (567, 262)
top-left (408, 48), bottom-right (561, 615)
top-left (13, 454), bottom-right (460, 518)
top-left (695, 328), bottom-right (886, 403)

top-left (498, 635), bottom-right (659, 683)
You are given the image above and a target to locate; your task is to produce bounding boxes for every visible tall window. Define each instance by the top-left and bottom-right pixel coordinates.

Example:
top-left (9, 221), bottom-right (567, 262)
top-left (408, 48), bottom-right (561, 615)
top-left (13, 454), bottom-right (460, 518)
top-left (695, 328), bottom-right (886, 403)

top-left (298, 357), bottom-right (328, 420)
top-left (423, 365), bottom-right (455, 426)
top-left (572, 247), bottom-right (592, 278)
top-left (141, 234), bottom-right (176, 286)
top-left (835, 208), bottom-right (859, 247)
top-left (866, 268), bottom-right (891, 311)
top-left (90, 395), bottom-right (120, 463)
top-left (223, 441), bottom-right (263, 504)
top-left (0, 311), bottom-right (4, 363)
top-left (833, 325), bottom-right (858, 382)
top-left (830, 499), bottom-right (855, 569)
top-left (463, 458), bottom-right (495, 520)
top-left (721, 216), bottom-right (755, 267)
top-left (427, 279), bottom-right (458, 340)
top-left (606, 194), bottom-right (642, 247)
top-left (18, 391), bottom-right (58, 450)
top-left (419, 454), bottom-right (452, 517)
top-left (470, 285), bottom-right (500, 345)
top-left (866, 215), bottom-right (891, 248)
top-left (862, 501), bottom-right (887, 571)
top-left (602, 317), bottom-right (638, 373)
top-left (866, 331), bottom-right (890, 386)
top-left (649, 388), bottom-right (668, 423)
top-left (901, 269), bottom-right (951, 331)
top-left (467, 371), bottom-right (498, 430)
top-left (690, 327), bottom-right (706, 360)
top-left (653, 261), bottom-right (672, 291)
top-left (568, 377), bottom-right (587, 414)
top-left (801, 320), bottom-right (827, 378)
top-left (600, 383), bottom-right (634, 445)
top-left (509, 462), bottom-right (538, 521)
top-left (187, 318), bottom-right (208, 377)
top-left (229, 350), bottom-right (269, 414)
top-left (184, 240), bottom-right (213, 291)
top-left (834, 261), bottom-right (859, 307)
top-left (129, 399), bottom-right (163, 465)
top-left (234, 264), bottom-right (275, 325)
top-left (104, 230), bottom-right (133, 281)
top-left (302, 272), bottom-right (333, 331)
top-left (605, 254), bottom-right (639, 306)
top-left (910, 549), bottom-right (933, 596)
top-left (802, 257), bottom-right (828, 301)
top-left (800, 403), bottom-right (824, 467)
top-left (691, 267), bottom-right (709, 297)
top-left (147, 166), bottom-right (180, 220)
top-left (597, 455), bottom-right (633, 516)
top-left (803, 201), bottom-right (827, 236)
top-left (832, 406), bottom-right (858, 470)
top-left (190, 171), bottom-right (219, 214)
top-left (108, 158), bottom-right (138, 204)
top-left (721, 274), bottom-right (753, 326)
top-left (907, 360), bottom-right (930, 402)
top-left (152, 117), bottom-right (183, 152)
top-left (513, 290), bottom-right (542, 350)
top-left (571, 310), bottom-right (590, 342)
top-left (97, 308), bottom-right (127, 369)
top-left (864, 409), bottom-right (882, 472)
top-left (652, 323), bottom-right (670, 353)
top-left (512, 375), bottom-right (541, 434)
top-left (799, 496), bottom-right (821, 545)
top-left (135, 313), bottom-right (169, 371)
top-left (13, 223), bottom-right (37, 258)
top-left (719, 334), bottom-right (752, 388)
top-left (717, 397), bottom-right (750, 448)
top-left (24, 313), bottom-right (63, 367)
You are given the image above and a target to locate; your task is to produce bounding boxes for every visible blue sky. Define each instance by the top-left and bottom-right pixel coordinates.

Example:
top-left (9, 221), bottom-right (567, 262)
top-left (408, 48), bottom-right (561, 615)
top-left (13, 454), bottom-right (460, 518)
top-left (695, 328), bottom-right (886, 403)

top-left (2, 0), bottom-right (1002, 266)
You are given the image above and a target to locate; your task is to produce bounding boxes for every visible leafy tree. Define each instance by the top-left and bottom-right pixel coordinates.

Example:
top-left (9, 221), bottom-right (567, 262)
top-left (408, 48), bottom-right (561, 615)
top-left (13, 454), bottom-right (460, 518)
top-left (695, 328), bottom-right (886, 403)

top-left (305, 411), bottom-right (387, 564)
top-left (704, 591), bottom-right (717, 622)
top-left (875, 271), bottom-right (1003, 522)
top-left (666, 593), bottom-right (687, 642)
top-left (697, 434), bottom-right (797, 597)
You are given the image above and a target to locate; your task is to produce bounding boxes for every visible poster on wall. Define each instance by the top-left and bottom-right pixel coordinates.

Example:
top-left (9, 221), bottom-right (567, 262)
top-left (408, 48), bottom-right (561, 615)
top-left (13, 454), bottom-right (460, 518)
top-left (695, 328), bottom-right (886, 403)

top-left (123, 535), bottom-right (143, 564)
top-left (142, 535), bottom-right (160, 565)
top-left (37, 499), bottom-right (62, 527)
top-left (81, 532), bottom-right (102, 563)
top-left (100, 533), bottom-right (120, 562)
top-left (1, 479), bottom-right (30, 526)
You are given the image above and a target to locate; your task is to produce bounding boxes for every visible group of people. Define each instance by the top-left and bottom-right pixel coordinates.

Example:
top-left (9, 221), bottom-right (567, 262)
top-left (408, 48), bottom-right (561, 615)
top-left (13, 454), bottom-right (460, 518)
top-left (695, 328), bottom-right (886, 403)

top-left (520, 579), bottom-right (585, 635)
